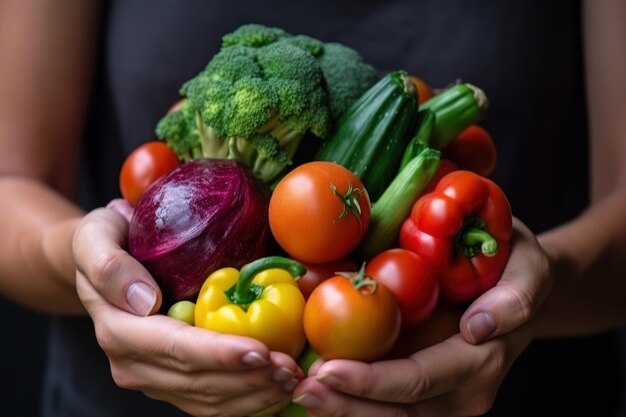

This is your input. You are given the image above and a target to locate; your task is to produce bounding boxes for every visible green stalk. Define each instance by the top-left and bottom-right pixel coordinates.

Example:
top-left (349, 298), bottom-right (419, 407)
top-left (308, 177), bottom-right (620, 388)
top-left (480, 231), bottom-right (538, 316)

top-left (399, 110), bottom-right (436, 170)
top-left (358, 148), bottom-right (441, 260)
top-left (420, 83), bottom-right (489, 150)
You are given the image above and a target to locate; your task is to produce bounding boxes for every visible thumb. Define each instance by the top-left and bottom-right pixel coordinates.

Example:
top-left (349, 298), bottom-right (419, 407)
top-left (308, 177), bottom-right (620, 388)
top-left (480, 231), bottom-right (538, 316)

top-left (460, 218), bottom-right (554, 344)
top-left (73, 205), bottom-right (162, 316)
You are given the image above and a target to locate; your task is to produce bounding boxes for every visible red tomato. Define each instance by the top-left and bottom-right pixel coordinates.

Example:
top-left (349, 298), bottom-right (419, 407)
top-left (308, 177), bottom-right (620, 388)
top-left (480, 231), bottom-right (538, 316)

top-left (298, 258), bottom-right (358, 299)
top-left (269, 161), bottom-right (371, 263)
top-left (119, 141), bottom-right (180, 206)
top-left (365, 249), bottom-right (439, 328)
top-left (442, 125), bottom-right (497, 177)
top-left (303, 272), bottom-right (401, 361)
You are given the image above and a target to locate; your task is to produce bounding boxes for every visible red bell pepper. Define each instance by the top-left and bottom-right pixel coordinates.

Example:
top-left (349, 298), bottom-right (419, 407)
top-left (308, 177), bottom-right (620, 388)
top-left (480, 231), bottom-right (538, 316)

top-left (399, 170), bottom-right (512, 303)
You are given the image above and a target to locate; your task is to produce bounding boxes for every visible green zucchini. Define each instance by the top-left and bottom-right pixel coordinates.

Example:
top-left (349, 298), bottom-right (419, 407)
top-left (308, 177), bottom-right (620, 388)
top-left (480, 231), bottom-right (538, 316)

top-left (315, 71), bottom-right (420, 201)
top-left (420, 82), bottom-right (489, 150)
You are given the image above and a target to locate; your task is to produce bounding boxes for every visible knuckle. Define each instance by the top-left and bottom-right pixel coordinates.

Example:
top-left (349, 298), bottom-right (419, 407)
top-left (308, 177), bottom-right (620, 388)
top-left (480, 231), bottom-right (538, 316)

top-left (467, 393), bottom-right (496, 416)
top-left (94, 321), bottom-right (118, 355)
top-left (110, 366), bottom-right (138, 390)
top-left (502, 284), bottom-right (534, 324)
top-left (401, 359), bottom-right (432, 402)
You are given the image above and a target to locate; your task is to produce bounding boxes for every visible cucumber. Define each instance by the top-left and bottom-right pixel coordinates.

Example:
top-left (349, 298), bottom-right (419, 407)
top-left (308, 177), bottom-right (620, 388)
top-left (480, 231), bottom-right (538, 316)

top-left (420, 83), bottom-right (489, 150)
top-left (315, 71), bottom-right (420, 201)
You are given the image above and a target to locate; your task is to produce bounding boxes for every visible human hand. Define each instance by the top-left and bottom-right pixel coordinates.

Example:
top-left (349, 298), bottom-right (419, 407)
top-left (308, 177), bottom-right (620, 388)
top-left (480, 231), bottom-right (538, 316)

top-left (74, 202), bottom-right (302, 416)
top-left (291, 218), bottom-right (554, 416)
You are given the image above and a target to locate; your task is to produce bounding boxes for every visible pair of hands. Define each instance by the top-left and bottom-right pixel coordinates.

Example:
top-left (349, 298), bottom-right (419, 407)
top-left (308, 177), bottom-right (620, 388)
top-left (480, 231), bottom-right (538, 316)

top-left (73, 200), bottom-right (553, 417)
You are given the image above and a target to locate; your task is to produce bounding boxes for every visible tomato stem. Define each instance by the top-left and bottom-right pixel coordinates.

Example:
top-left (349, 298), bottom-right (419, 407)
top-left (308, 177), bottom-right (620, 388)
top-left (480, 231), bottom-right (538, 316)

top-left (330, 181), bottom-right (365, 231)
top-left (339, 263), bottom-right (378, 295)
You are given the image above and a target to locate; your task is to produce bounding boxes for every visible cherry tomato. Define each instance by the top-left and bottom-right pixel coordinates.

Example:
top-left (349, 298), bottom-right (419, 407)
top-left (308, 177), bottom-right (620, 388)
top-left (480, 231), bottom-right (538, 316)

top-left (119, 141), bottom-right (180, 206)
top-left (408, 75), bottom-right (434, 104)
top-left (298, 258), bottom-right (358, 299)
top-left (269, 161), bottom-right (371, 263)
top-left (303, 270), bottom-right (401, 362)
top-left (365, 248), bottom-right (439, 328)
top-left (442, 125), bottom-right (497, 177)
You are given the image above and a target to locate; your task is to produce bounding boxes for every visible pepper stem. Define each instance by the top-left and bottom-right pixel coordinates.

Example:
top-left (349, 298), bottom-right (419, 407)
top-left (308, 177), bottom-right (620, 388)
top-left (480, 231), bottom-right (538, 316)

top-left (461, 227), bottom-right (499, 257)
top-left (230, 256), bottom-right (306, 306)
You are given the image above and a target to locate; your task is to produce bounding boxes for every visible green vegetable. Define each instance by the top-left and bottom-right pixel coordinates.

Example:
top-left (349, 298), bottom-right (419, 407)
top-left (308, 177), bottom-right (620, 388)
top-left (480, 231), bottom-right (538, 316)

top-left (222, 24), bottom-right (377, 119)
top-left (358, 148), bottom-right (441, 260)
top-left (399, 110), bottom-right (435, 170)
top-left (420, 83), bottom-right (489, 150)
top-left (167, 300), bottom-right (196, 325)
top-left (315, 71), bottom-right (420, 201)
top-left (156, 24), bottom-right (376, 182)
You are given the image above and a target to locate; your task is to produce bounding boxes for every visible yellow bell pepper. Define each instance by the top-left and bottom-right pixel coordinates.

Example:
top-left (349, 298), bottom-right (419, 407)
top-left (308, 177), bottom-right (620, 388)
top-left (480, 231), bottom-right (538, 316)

top-left (195, 256), bottom-right (306, 358)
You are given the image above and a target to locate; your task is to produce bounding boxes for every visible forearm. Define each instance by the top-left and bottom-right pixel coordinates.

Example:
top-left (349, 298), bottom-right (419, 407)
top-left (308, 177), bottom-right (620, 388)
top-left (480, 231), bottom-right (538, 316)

top-left (534, 189), bottom-right (626, 337)
top-left (0, 177), bottom-right (85, 313)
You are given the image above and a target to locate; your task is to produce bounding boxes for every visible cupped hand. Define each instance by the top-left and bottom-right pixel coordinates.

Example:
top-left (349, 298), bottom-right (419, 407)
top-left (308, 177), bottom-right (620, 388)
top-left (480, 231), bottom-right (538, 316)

top-left (292, 218), bottom-right (554, 417)
top-left (74, 201), bottom-right (302, 416)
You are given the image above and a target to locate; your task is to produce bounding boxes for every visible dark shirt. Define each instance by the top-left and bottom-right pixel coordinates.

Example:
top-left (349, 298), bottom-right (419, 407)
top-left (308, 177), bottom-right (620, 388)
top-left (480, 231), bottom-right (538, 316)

top-left (43, 1), bottom-right (622, 416)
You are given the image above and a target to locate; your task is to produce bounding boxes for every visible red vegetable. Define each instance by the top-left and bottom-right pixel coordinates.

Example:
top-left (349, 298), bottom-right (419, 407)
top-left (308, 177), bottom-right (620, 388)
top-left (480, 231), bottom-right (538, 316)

top-left (365, 249), bottom-right (439, 328)
top-left (303, 266), bottom-right (401, 362)
top-left (400, 171), bottom-right (512, 303)
top-left (119, 141), bottom-right (180, 206)
top-left (442, 125), bottom-right (497, 177)
top-left (128, 159), bottom-right (270, 301)
top-left (298, 258), bottom-right (358, 299)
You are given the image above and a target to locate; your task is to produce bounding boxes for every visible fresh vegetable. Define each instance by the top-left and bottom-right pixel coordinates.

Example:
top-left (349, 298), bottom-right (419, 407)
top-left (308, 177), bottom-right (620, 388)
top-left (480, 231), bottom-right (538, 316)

top-left (408, 75), bottom-right (434, 104)
top-left (128, 159), bottom-right (270, 301)
top-left (303, 265), bottom-right (401, 361)
top-left (194, 256), bottom-right (306, 358)
top-left (420, 83), bottom-right (489, 150)
top-left (423, 158), bottom-right (459, 194)
top-left (365, 249), bottom-right (439, 328)
top-left (400, 170), bottom-right (512, 303)
top-left (167, 300), bottom-right (196, 325)
top-left (221, 24), bottom-right (377, 120)
top-left (298, 258), bottom-right (358, 299)
top-left (315, 71), bottom-right (421, 201)
top-left (442, 125), bottom-right (497, 177)
top-left (358, 148), bottom-right (440, 260)
top-left (119, 141), bottom-right (179, 206)
top-left (399, 110), bottom-right (435, 170)
top-left (269, 161), bottom-right (371, 263)
top-left (156, 24), bottom-right (376, 182)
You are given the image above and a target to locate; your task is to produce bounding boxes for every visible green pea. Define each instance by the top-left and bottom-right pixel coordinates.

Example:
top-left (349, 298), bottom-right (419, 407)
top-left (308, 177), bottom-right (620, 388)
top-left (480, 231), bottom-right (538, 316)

top-left (167, 300), bottom-right (196, 325)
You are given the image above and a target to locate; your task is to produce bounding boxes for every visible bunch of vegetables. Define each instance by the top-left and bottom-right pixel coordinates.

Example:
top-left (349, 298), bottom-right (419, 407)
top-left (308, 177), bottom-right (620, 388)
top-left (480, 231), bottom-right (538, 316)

top-left (116, 23), bottom-right (513, 417)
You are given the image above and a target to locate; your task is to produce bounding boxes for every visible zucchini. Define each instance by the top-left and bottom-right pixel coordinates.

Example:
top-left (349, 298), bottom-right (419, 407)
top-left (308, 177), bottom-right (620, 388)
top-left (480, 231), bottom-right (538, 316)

top-left (421, 83), bottom-right (489, 150)
top-left (358, 147), bottom-right (440, 260)
top-left (315, 71), bottom-right (420, 201)
top-left (399, 110), bottom-right (435, 170)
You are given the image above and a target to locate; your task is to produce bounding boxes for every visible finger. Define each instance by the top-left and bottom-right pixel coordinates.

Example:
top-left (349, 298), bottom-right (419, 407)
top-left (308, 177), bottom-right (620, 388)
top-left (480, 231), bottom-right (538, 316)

top-left (461, 218), bottom-right (554, 343)
top-left (145, 384), bottom-right (293, 417)
top-left (73, 207), bottom-right (162, 316)
top-left (77, 271), bottom-right (274, 372)
top-left (106, 198), bottom-right (134, 223)
top-left (110, 358), bottom-right (300, 403)
top-left (294, 379), bottom-right (411, 417)
top-left (306, 334), bottom-right (494, 403)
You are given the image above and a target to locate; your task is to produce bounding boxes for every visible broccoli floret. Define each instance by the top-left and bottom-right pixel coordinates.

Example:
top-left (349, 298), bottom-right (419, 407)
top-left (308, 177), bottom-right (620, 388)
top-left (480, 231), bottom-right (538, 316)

top-left (155, 99), bottom-right (202, 161)
top-left (221, 23), bottom-right (288, 48)
top-left (318, 42), bottom-right (377, 119)
top-left (173, 41), bottom-right (330, 182)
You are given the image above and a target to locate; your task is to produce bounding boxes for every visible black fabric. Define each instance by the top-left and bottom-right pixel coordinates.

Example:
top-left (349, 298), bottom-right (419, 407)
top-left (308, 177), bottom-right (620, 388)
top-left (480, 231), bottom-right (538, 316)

top-left (43, 0), bottom-right (622, 416)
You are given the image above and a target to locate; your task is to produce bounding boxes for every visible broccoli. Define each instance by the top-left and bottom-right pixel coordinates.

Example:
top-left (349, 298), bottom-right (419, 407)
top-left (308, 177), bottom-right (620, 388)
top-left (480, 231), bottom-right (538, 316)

top-left (158, 41), bottom-right (330, 182)
top-left (156, 24), bottom-right (377, 181)
top-left (220, 24), bottom-right (377, 119)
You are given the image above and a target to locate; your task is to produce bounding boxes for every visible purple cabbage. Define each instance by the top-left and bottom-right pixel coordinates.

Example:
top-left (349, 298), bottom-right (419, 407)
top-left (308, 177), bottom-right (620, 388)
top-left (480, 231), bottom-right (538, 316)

top-left (128, 159), bottom-right (270, 301)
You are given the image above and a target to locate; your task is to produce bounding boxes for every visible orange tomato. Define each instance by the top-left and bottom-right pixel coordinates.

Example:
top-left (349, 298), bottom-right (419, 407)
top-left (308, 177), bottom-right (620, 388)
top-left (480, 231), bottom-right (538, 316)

top-left (269, 161), bottom-right (371, 263)
top-left (408, 75), bottom-right (434, 104)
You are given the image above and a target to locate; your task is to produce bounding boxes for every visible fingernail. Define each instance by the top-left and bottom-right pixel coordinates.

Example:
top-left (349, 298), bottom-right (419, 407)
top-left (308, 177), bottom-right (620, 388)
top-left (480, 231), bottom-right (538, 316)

top-left (126, 282), bottom-right (157, 316)
top-left (106, 199), bottom-right (133, 222)
top-left (316, 372), bottom-right (343, 388)
top-left (241, 351), bottom-right (270, 367)
top-left (283, 378), bottom-right (299, 392)
top-left (273, 367), bottom-right (295, 382)
top-left (293, 393), bottom-right (321, 409)
top-left (467, 311), bottom-right (496, 343)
